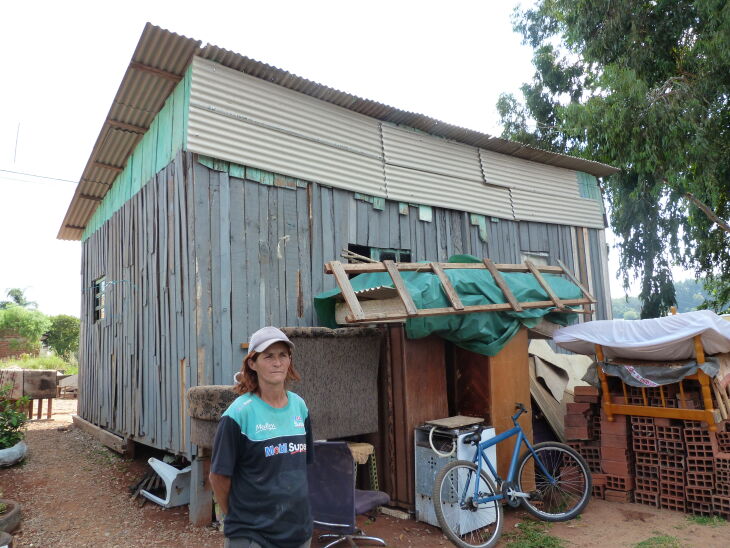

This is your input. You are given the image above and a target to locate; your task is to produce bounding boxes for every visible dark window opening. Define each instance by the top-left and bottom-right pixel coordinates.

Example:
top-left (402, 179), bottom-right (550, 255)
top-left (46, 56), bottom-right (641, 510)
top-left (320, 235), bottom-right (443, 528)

top-left (347, 244), bottom-right (412, 263)
top-left (93, 277), bottom-right (106, 322)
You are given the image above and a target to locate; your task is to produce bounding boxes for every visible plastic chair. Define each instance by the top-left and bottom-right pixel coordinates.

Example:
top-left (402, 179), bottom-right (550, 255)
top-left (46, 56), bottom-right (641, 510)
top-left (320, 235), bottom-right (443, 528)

top-left (308, 441), bottom-right (390, 547)
top-left (140, 457), bottom-right (192, 508)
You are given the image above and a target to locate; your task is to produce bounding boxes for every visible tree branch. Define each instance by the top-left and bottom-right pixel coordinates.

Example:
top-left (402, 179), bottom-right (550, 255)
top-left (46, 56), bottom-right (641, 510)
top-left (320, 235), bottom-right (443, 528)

top-left (685, 193), bottom-right (730, 234)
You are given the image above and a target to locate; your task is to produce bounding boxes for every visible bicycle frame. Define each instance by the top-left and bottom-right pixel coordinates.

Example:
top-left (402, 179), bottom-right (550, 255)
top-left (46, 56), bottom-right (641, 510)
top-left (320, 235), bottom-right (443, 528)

top-left (467, 410), bottom-right (556, 505)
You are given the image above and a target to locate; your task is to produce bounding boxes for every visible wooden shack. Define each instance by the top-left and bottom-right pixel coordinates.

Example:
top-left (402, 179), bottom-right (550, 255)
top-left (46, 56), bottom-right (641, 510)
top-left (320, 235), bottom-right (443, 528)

top-left (56, 24), bottom-right (617, 515)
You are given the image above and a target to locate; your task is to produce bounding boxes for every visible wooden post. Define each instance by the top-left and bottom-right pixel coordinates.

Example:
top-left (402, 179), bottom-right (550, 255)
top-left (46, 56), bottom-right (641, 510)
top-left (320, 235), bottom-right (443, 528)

top-left (189, 453), bottom-right (213, 526)
top-left (47, 397), bottom-right (53, 419)
top-left (595, 344), bottom-right (614, 422)
top-left (36, 398), bottom-right (42, 420)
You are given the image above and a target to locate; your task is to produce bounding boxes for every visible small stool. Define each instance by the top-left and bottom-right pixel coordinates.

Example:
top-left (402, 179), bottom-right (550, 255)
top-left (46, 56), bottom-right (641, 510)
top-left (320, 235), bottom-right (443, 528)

top-left (346, 442), bottom-right (379, 491)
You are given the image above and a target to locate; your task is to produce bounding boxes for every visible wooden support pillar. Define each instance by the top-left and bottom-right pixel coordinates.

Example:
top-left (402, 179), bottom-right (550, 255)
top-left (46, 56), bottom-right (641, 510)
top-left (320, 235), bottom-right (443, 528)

top-left (189, 453), bottom-right (213, 526)
top-left (47, 397), bottom-right (53, 419)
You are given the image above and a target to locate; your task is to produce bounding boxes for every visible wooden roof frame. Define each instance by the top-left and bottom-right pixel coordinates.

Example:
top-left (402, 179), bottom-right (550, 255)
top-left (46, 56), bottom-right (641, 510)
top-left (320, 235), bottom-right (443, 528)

top-left (325, 258), bottom-right (596, 324)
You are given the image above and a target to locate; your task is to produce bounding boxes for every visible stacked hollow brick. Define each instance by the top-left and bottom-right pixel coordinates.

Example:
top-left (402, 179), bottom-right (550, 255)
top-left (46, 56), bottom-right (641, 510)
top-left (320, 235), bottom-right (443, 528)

top-left (564, 384), bottom-right (730, 518)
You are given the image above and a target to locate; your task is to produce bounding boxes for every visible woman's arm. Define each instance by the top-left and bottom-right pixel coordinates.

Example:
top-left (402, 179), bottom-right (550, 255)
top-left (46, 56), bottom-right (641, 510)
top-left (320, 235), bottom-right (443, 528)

top-left (209, 472), bottom-right (232, 515)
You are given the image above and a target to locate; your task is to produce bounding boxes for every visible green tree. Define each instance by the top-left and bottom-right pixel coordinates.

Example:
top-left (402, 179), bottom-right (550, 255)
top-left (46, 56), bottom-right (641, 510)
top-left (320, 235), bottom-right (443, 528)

top-left (45, 315), bottom-right (80, 361)
top-left (0, 306), bottom-right (50, 353)
top-left (500, 0), bottom-right (730, 318)
top-left (0, 288), bottom-right (37, 310)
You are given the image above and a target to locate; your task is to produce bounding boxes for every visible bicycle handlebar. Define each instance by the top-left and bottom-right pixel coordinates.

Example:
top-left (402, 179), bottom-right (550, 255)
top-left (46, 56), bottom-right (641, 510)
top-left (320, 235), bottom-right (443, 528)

top-left (512, 402), bottom-right (528, 423)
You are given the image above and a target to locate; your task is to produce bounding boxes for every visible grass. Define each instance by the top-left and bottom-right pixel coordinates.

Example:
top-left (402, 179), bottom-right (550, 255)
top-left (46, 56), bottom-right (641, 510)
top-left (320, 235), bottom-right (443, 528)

top-left (504, 520), bottom-right (565, 548)
top-left (0, 354), bottom-right (78, 375)
top-left (686, 514), bottom-right (727, 527)
top-left (0, 502), bottom-right (6, 514)
top-left (633, 535), bottom-right (682, 548)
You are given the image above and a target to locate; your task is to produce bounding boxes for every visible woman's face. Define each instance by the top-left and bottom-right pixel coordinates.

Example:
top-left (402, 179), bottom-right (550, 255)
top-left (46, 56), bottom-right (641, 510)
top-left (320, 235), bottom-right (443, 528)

top-left (250, 341), bottom-right (291, 389)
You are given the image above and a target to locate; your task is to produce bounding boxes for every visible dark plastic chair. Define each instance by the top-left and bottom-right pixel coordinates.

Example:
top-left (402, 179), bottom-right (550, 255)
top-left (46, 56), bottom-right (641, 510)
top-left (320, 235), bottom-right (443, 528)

top-left (308, 441), bottom-right (390, 547)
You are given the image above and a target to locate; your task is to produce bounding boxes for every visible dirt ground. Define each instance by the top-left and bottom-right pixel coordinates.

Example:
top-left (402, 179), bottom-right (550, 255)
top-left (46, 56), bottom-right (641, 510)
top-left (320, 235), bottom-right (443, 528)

top-left (1, 400), bottom-right (729, 547)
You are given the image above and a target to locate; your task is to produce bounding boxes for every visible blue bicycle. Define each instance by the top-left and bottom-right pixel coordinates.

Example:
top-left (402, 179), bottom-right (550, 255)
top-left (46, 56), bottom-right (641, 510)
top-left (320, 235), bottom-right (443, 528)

top-left (432, 403), bottom-right (592, 548)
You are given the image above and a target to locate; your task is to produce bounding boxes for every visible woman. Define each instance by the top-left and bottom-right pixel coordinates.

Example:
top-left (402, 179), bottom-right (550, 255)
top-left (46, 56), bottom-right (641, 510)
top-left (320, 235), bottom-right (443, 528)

top-left (210, 326), bottom-right (313, 548)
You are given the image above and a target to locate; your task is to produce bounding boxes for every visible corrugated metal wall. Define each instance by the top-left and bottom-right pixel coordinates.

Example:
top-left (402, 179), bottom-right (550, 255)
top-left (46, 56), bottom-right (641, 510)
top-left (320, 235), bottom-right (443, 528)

top-left (187, 57), bottom-right (604, 229)
top-left (79, 153), bottom-right (609, 455)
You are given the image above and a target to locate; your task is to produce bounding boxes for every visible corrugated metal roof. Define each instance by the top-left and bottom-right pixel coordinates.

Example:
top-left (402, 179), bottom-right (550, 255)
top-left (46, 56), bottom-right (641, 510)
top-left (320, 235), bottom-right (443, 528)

top-left (58, 23), bottom-right (618, 240)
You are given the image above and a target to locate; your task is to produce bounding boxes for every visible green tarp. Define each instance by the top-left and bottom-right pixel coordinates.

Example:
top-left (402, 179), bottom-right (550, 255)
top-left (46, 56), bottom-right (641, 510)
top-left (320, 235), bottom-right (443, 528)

top-left (314, 255), bottom-right (582, 356)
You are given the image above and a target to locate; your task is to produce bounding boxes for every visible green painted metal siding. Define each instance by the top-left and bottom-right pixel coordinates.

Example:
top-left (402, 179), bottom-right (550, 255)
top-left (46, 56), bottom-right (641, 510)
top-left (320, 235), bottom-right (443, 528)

top-left (82, 66), bottom-right (191, 240)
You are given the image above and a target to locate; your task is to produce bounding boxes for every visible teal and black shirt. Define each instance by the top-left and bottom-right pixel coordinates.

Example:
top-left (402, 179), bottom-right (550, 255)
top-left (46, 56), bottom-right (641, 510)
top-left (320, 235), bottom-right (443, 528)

top-left (211, 391), bottom-right (313, 547)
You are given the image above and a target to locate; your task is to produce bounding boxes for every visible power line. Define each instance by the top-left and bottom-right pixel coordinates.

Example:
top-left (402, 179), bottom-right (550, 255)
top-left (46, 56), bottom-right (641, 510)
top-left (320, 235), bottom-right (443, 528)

top-left (0, 168), bottom-right (77, 184)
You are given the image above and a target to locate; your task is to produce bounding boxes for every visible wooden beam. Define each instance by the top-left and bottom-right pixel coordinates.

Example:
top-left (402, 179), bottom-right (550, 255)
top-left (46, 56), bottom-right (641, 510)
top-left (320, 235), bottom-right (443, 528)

top-left (344, 297), bottom-right (592, 323)
top-left (483, 258), bottom-right (522, 311)
top-left (525, 260), bottom-right (565, 310)
top-left (79, 193), bottom-right (103, 202)
top-left (107, 119), bottom-right (148, 134)
top-left (430, 262), bottom-right (464, 310)
top-left (556, 259), bottom-right (596, 303)
top-left (72, 414), bottom-right (132, 455)
top-left (80, 178), bottom-right (111, 186)
top-left (383, 260), bottom-right (418, 316)
top-left (92, 161), bottom-right (124, 173)
top-left (65, 224), bottom-right (86, 230)
top-left (325, 261), bottom-right (565, 274)
top-left (329, 261), bottom-right (365, 321)
top-left (130, 61), bottom-right (182, 82)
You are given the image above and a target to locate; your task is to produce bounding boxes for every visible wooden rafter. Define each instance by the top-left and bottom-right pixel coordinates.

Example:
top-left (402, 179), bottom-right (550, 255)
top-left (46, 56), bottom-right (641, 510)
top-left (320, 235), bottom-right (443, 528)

top-left (326, 258), bottom-right (594, 324)
top-left (108, 119), bottom-right (148, 134)
top-left (129, 61), bottom-right (182, 82)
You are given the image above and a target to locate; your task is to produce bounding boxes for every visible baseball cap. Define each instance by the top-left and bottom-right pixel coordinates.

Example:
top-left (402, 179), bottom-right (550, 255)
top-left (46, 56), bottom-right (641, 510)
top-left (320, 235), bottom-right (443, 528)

top-left (249, 326), bottom-right (295, 353)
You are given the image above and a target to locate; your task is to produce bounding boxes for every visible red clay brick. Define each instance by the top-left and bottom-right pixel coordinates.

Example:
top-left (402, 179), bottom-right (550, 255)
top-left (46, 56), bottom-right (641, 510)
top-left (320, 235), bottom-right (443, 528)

top-left (636, 476), bottom-right (659, 493)
top-left (684, 428), bottom-right (712, 445)
top-left (660, 494), bottom-right (686, 512)
top-left (605, 474), bottom-right (634, 491)
top-left (715, 455), bottom-right (730, 471)
top-left (660, 482), bottom-right (684, 498)
top-left (605, 489), bottom-right (632, 502)
top-left (592, 473), bottom-right (607, 486)
top-left (715, 468), bottom-right (730, 485)
top-left (636, 463), bottom-right (659, 479)
top-left (566, 402), bottom-right (592, 415)
top-left (715, 483), bottom-right (730, 498)
top-left (601, 434), bottom-right (630, 448)
top-left (601, 446), bottom-right (630, 461)
top-left (592, 483), bottom-right (605, 499)
top-left (565, 425), bottom-right (590, 440)
top-left (716, 431), bottom-right (730, 453)
top-left (633, 490), bottom-right (658, 507)
top-left (656, 424), bottom-right (684, 441)
top-left (660, 467), bottom-right (685, 485)
top-left (574, 386), bottom-right (600, 404)
top-left (657, 438), bottom-right (685, 454)
top-left (686, 471), bottom-right (714, 489)
top-left (603, 459), bottom-right (632, 476)
top-left (687, 457), bottom-right (714, 474)
top-left (659, 453), bottom-right (685, 470)
top-left (632, 436), bottom-right (657, 453)
top-left (712, 495), bottom-right (730, 517)
top-left (687, 501), bottom-right (713, 517)
top-left (600, 416), bottom-right (629, 435)
top-left (565, 414), bottom-right (591, 427)
top-left (686, 487), bottom-right (713, 504)
top-left (636, 452), bottom-right (660, 468)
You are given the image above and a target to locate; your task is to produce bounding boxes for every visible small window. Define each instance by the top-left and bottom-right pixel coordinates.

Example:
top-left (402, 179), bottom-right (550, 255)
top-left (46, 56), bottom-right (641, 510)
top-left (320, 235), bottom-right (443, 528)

top-left (93, 277), bottom-right (106, 322)
top-left (521, 251), bottom-right (549, 267)
top-left (347, 244), bottom-right (412, 263)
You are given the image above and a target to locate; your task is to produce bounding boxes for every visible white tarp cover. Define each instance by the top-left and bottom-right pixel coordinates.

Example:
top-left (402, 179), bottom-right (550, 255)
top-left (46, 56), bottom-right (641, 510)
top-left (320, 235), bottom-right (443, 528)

top-left (553, 310), bottom-right (730, 360)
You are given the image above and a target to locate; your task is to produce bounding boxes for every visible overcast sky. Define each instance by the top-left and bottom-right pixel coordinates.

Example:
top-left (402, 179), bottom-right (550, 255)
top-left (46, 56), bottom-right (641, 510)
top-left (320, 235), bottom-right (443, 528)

top-left (0, 0), bottom-right (651, 317)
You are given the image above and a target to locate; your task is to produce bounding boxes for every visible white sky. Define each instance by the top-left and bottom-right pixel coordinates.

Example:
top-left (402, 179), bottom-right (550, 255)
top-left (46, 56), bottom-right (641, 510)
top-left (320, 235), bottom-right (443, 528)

top-left (0, 0), bottom-right (676, 317)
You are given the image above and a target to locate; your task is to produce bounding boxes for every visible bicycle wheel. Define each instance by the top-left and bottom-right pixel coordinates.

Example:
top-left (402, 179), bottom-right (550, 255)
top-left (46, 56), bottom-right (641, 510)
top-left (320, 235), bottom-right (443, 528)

top-left (516, 441), bottom-right (591, 521)
top-left (433, 460), bottom-right (503, 548)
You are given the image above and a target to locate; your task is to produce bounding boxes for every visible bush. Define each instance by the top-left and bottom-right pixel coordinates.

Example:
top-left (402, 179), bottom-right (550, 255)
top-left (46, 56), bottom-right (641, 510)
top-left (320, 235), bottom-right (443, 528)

top-left (0, 355), bottom-right (77, 375)
top-left (46, 315), bottom-right (80, 361)
top-left (0, 383), bottom-right (29, 449)
top-left (0, 306), bottom-right (50, 353)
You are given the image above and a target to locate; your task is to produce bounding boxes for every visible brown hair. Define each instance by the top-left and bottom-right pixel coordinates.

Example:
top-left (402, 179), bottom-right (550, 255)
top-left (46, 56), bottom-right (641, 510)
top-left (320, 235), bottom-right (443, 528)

top-left (233, 349), bottom-right (301, 395)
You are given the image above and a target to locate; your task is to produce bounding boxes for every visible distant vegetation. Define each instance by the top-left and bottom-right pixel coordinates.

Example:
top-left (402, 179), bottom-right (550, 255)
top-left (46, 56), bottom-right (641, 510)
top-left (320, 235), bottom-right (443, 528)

top-left (613, 279), bottom-right (709, 320)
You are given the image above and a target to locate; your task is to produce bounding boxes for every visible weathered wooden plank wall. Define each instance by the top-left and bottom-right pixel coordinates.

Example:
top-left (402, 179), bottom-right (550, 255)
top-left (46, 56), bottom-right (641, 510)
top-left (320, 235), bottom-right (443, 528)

top-left (79, 153), bottom-right (609, 456)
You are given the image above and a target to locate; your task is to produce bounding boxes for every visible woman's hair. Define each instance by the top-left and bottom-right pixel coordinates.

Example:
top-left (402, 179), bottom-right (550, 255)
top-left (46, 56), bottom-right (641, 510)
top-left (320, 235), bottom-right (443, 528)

top-left (233, 348), bottom-right (301, 395)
